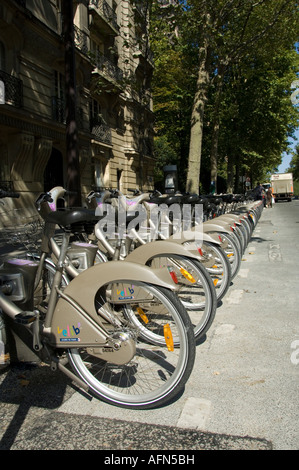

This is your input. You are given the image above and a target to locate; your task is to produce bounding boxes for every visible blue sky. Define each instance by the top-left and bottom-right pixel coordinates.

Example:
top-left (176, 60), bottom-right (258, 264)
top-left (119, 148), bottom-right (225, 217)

top-left (277, 45), bottom-right (299, 173)
top-left (277, 127), bottom-right (299, 173)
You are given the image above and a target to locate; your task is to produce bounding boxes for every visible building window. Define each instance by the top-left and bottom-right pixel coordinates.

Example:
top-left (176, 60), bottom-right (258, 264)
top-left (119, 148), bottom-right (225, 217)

top-left (89, 98), bottom-right (102, 121)
top-left (89, 98), bottom-right (112, 144)
top-left (0, 146), bottom-right (10, 184)
top-left (0, 41), bottom-right (5, 71)
top-left (117, 169), bottom-right (123, 190)
top-left (52, 70), bottom-right (65, 122)
top-left (95, 160), bottom-right (104, 188)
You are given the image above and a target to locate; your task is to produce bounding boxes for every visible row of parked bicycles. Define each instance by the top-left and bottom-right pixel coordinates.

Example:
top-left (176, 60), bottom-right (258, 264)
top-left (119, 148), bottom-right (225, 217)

top-left (0, 186), bottom-right (263, 409)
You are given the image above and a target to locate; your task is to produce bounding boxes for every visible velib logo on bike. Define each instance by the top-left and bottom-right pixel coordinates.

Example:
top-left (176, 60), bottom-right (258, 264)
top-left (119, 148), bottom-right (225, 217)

top-left (117, 285), bottom-right (135, 300)
top-left (0, 340), bottom-right (4, 364)
top-left (95, 197), bottom-right (203, 243)
top-left (57, 322), bottom-right (81, 342)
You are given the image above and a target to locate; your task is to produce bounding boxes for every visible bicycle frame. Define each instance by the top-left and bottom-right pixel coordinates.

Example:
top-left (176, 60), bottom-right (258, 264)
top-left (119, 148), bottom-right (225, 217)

top-left (0, 219), bottom-right (180, 359)
top-left (40, 186), bottom-right (219, 272)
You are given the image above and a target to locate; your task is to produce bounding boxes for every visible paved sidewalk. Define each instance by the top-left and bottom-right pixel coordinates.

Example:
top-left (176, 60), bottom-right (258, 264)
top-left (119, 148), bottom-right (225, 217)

top-left (0, 200), bottom-right (298, 450)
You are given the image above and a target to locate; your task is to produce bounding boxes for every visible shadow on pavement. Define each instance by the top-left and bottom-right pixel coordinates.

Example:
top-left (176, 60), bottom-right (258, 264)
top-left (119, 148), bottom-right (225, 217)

top-left (0, 362), bottom-right (73, 450)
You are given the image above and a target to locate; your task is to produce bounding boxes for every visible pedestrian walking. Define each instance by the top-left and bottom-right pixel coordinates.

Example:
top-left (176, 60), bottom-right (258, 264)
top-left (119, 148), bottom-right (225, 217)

top-left (266, 187), bottom-right (273, 208)
top-left (254, 183), bottom-right (263, 201)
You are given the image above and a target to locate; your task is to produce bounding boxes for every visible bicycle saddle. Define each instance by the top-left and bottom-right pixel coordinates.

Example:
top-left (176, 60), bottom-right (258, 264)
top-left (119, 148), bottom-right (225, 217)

top-left (181, 194), bottom-right (200, 204)
top-left (197, 197), bottom-right (209, 209)
top-left (45, 208), bottom-right (100, 227)
top-left (124, 194), bottom-right (150, 205)
top-left (213, 198), bottom-right (223, 204)
top-left (149, 195), bottom-right (182, 205)
top-left (221, 194), bottom-right (233, 203)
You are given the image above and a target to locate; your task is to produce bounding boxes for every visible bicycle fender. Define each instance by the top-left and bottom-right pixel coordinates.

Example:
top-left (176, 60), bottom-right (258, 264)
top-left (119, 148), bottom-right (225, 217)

top-left (167, 230), bottom-right (221, 246)
top-left (202, 231), bottom-right (221, 244)
top-left (47, 186), bottom-right (66, 211)
top-left (125, 240), bottom-right (201, 265)
top-left (49, 261), bottom-right (177, 348)
top-left (217, 215), bottom-right (242, 225)
top-left (203, 222), bottom-right (232, 233)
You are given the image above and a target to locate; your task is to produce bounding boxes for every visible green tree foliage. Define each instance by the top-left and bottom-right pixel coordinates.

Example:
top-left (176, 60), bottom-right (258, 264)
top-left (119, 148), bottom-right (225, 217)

top-left (218, 47), bottom-right (299, 190)
top-left (288, 144), bottom-right (299, 180)
top-left (149, 0), bottom-right (299, 193)
top-left (149, 1), bottom-right (196, 187)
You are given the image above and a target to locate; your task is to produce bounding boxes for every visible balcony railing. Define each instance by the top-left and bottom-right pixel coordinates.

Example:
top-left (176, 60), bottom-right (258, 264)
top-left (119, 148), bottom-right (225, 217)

top-left (92, 51), bottom-right (123, 84)
top-left (90, 117), bottom-right (112, 145)
top-left (74, 25), bottom-right (89, 56)
top-left (51, 96), bottom-right (83, 128)
top-left (0, 70), bottom-right (23, 108)
top-left (51, 96), bottom-right (65, 124)
top-left (89, 0), bottom-right (119, 32)
top-left (136, 42), bottom-right (154, 65)
top-left (133, 0), bottom-right (150, 20)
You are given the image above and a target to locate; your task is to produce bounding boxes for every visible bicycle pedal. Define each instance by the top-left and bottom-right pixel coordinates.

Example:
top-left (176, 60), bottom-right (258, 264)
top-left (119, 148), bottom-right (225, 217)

top-left (14, 312), bottom-right (37, 325)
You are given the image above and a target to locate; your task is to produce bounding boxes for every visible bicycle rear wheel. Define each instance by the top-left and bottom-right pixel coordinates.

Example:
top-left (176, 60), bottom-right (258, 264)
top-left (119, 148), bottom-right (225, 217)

top-left (147, 255), bottom-right (217, 340)
top-left (220, 232), bottom-right (241, 279)
top-left (202, 242), bottom-right (232, 301)
top-left (67, 283), bottom-right (196, 409)
top-left (0, 312), bottom-right (9, 370)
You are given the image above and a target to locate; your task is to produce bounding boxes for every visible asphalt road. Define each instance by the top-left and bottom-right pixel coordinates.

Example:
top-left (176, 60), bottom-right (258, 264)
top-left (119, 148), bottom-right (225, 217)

top-left (0, 199), bottom-right (298, 451)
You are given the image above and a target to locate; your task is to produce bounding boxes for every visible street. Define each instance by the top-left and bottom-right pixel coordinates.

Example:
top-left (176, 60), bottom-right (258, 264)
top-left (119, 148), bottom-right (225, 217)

top-left (0, 199), bottom-right (298, 451)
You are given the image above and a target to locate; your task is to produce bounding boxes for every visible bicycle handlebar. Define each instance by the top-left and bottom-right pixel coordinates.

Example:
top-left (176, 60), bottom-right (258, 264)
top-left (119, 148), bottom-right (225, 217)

top-left (127, 188), bottom-right (141, 195)
top-left (0, 189), bottom-right (20, 199)
top-left (35, 192), bottom-right (53, 207)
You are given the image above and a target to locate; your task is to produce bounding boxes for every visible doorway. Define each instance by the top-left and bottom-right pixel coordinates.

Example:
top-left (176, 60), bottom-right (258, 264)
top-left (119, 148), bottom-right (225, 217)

top-left (44, 147), bottom-right (64, 192)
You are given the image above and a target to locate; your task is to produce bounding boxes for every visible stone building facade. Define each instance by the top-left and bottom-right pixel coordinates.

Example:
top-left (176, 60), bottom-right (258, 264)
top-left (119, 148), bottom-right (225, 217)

top-left (0, 0), bottom-right (155, 215)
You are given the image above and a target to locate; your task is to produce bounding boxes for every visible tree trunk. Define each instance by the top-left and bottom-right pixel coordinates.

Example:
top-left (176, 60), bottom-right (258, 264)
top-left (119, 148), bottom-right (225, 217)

top-left (63, 0), bottom-right (81, 207)
top-left (234, 157), bottom-right (240, 193)
top-left (185, 32), bottom-right (210, 194)
top-left (209, 64), bottom-right (225, 194)
top-left (227, 153), bottom-right (234, 193)
top-left (209, 119), bottom-right (219, 194)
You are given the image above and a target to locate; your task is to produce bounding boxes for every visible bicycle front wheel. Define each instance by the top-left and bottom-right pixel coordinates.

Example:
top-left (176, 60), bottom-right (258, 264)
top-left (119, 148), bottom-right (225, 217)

top-left (67, 283), bottom-right (196, 409)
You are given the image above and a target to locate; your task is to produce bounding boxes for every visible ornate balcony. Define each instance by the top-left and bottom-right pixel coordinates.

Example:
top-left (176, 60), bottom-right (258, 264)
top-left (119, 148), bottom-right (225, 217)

top-left (0, 70), bottom-right (23, 108)
top-left (51, 96), bottom-right (65, 124)
top-left (89, 0), bottom-right (119, 34)
top-left (51, 96), bottom-right (83, 129)
top-left (134, 42), bottom-right (154, 67)
top-left (74, 25), bottom-right (89, 56)
top-left (92, 51), bottom-right (124, 85)
top-left (90, 117), bottom-right (112, 146)
top-left (133, 0), bottom-right (148, 18)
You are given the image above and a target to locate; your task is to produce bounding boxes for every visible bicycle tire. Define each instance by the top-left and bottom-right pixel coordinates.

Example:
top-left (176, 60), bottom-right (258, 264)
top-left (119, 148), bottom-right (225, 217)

top-left (220, 232), bottom-right (242, 279)
top-left (146, 255), bottom-right (217, 340)
top-left (67, 283), bottom-right (196, 409)
top-left (0, 312), bottom-right (9, 370)
top-left (202, 242), bottom-right (232, 301)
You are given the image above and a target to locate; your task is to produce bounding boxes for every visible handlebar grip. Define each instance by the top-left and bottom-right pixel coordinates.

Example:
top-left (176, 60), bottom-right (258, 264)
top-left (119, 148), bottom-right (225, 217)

top-left (35, 192), bottom-right (53, 205)
top-left (127, 188), bottom-right (140, 195)
top-left (0, 190), bottom-right (20, 198)
top-left (65, 190), bottom-right (77, 196)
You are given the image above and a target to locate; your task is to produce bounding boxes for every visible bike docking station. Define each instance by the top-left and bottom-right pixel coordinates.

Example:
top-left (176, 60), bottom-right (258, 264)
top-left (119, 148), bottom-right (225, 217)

top-left (0, 185), bottom-right (263, 420)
